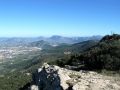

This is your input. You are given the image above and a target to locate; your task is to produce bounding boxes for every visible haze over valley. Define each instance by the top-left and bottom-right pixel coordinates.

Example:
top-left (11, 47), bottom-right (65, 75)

top-left (0, 0), bottom-right (120, 90)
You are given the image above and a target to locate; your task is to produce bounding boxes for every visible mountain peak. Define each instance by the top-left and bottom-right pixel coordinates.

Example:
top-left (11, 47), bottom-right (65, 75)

top-left (100, 34), bottom-right (120, 42)
top-left (50, 35), bottom-right (63, 39)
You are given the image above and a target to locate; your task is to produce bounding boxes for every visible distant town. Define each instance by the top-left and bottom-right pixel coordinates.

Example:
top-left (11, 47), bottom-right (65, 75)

top-left (0, 46), bottom-right (41, 62)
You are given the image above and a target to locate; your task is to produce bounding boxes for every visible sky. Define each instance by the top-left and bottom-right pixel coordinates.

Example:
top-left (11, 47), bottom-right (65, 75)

top-left (0, 0), bottom-right (120, 37)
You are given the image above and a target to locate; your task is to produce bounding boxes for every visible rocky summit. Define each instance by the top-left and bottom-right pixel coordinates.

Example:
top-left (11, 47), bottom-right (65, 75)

top-left (30, 63), bottom-right (120, 90)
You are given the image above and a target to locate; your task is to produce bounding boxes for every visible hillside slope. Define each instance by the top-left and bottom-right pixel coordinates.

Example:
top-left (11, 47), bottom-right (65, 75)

top-left (57, 34), bottom-right (120, 71)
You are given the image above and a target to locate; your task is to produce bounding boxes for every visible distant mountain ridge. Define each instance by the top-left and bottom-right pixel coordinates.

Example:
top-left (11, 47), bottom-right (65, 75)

top-left (0, 35), bottom-right (102, 47)
top-left (47, 35), bottom-right (102, 44)
top-left (29, 40), bottom-right (53, 49)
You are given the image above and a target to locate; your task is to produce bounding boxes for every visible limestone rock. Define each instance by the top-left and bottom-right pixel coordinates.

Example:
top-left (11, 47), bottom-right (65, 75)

top-left (30, 63), bottom-right (120, 90)
top-left (31, 85), bottom-right (39, 90)
top-left (31, 63), bottom-right (70, 90)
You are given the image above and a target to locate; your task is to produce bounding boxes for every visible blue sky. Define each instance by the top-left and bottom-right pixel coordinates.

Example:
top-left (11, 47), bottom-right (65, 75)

top-left (0, 0), bottom-right (120, 37)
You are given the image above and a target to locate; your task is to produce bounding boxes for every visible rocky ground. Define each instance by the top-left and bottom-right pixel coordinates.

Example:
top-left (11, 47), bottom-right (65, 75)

top-left (30, 63), bottom-right (120, 90)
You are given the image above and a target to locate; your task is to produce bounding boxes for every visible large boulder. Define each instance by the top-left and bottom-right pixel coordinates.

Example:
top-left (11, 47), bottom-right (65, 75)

top-left (31, 63), bottom-right (70, 90)
top-left (30, 63), bottom-right (120, 90)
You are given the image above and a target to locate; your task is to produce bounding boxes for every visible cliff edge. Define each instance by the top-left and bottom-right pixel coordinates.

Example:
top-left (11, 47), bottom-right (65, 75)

top-left (29, 63), bottom-right (120, 90)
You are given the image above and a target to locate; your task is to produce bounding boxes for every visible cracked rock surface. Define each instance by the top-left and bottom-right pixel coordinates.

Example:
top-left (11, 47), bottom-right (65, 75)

top-left (31, 63), bottom-right (120, 90)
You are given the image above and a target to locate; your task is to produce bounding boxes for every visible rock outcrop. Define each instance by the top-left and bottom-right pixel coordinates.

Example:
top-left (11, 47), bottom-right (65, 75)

top-left (30, 63), bottom-right (120, 90)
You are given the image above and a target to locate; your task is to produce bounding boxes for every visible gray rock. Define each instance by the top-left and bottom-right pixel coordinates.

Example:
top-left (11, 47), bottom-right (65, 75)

top-left (30, 63), bottom-right (120, 90)
top-left (32, 63), bottom-right (64, 90)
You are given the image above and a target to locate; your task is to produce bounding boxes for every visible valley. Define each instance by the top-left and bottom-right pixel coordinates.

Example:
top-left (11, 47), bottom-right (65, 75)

top-left (0, 46), bottom-right (42, 62)
top-left (0, 36), bottom-right (100, 74)
top-left (0, 34), bottom-right (120, 90)
top-left (0, 0), bottom-right (119, 89)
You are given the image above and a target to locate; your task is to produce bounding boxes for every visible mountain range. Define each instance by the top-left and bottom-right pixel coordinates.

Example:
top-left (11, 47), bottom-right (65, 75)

top-left (0, 35), bottom-right (102, 47)
top-left (1, 34), bottom-right (120, 90)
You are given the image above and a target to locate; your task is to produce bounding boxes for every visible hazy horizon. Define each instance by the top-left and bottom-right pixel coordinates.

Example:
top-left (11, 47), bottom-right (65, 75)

top-left (0, 35), bottom-right (103, 38)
